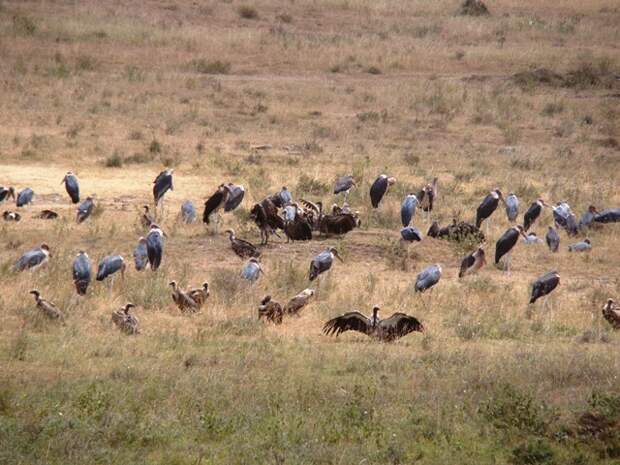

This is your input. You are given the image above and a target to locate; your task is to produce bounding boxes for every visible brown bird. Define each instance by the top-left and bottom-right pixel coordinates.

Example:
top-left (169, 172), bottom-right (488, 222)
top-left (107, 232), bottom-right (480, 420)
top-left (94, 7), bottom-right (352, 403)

top-left (111, 303), bottom-right (140, 335)
top-left (226, 229), bottom-right (260, 259)
top-left (459, 247), bottom-right (486, 278)
top-left (169, 281), bottom-right (199, 312)
top-left (141, 205), bottom-right (155, 228)
top-left (188, 282), bottom-right (210, 308)
top-left (258, 295), bottom-right (283, 324)
top-left (29, 290), bottom-right (64, 321)
top-left (602, 298), bottom-right (620, 329)
top-left (2, 211), bottom-right (21, 221)
top-left (250, 197), bottom-right (285, 244)
top-left (323, 305), bottom-right (424, 342)
top-left (284, 288), bottom-right (315, 315)
top-left (35, 209), bottom-right (59, 219)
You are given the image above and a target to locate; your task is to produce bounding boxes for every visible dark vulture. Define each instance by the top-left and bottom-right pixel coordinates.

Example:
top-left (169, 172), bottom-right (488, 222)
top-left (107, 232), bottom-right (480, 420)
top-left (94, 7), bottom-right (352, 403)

top-left (283, 288), bottom-right (315, 315)
top-left (579, 205), bottom-right (598, 230)
top-left (111, 303), bottom-right (140, 335)
top-left (226, 229), bottom-right (260, 259)
top-left (401, 194), bottom-right (418, 227)
top-left (203, 184), bottom-right (228, 224)
top-left (319, 212), bottom-right (360, 236)
top-left (250, 198), bottom-right (284, 244)
top-left (224, 183), bottom-right (245, 212)
top-left (35, 209), bottom-right (59, 220)
top-left (188, 282), bottom-right (210, 308)
top-left (153, 169), bottom-right (174, 205)
top-left (545, 226), bottom-right (560, 253)
top-left (476, 189), bottom-right (503, 228)
top-left (30, 290), bottom-right (64, 321)
top-left (3, 211), bottom-right (21, 221)
top-left (323, 306), bottom-right (424, 342)
top-left (283, 203), bottom-right (312, 242)
top-left (72, 251), bottom-right (92, 295)
top-left (602, 299), bottom-right (620, 329)
top-left (309, 247), bottom-right (343, 281)
top-left (96, 255), bottom-right (126, 281)
top-left (495, 225), bottom-right (527, 270)
top-left (417, 177), bottom-right (438, 217)
top-left (401, 226), bottom-right (422, 243)
top-left (62, 171), bottom-right (80, 204)
top-left (427, 220), bottom-right (484, 244)
top-left (523, 199), bottom-right (546, 231)
top-left (299, 199), bottom-right (323, 230)
top-left (529, 271), bottom-right (560, 304)
top-left (0, 186), bottom-right (16, 203)
top-left (14, 243), bottom-right (51, 272)
top-left (258, 296), bottom-right (284, 324)
top-left (594, 208), bottom-right (620, 224)
top-left (146, 224), bottom-right (165, 270)
top-left (16, 188), bottom-right (34, 207)
top-left (415, 264), bottom-right (442, 292)
top-left (169, 281), bottom-right (199, 312)
top-left (369, 174), bottom-right (396, 208)
top-left (76, 196), bottom-right (94, 223)
top-left (334, 175), bottom-right (355, 196)
top-left (459, 248), bottom-right (486, 278)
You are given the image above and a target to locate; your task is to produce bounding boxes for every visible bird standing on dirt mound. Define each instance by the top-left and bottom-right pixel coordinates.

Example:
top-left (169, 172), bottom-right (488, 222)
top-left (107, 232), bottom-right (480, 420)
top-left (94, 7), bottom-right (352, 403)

top-left (62, 171), bottom-right (80, 204)
top-left (96, 255), bottom-right (126, 281)
top-left (415, 264), bottom-right (442, 292)
top-left (14, 243), bottom-right (51, 272)
top-left (76, 196), bottom-right (95, 223)
top-left (545, 226), bottom-right (560, 253)
top-left (226, 229), bottom-right (260, 259)
top-left (459, 248), bottom-right (486, 278)
top-left (309, 247), bottom-right (343, 281)
top-left (602, 299), bottom-right (620, 329)
top-left (153, 169), bottom-right (173, 206)
top-left (146, 224), bottom-right (165, 270)
top-left (30, 290), bottom-right (64, 321)
top-left (476, 189), bottom-right (504, 228)
top-left (523, 199), bottom-right (546, 231)
top-left (529, 271), bottom-right (560, 306)
top-left (16, 187), bottom-right (34, 207)
top-left (369, 175), bottom-right (396, 208)
top-left (258, 295), bottom-right (284, 324)
top-left (169, 281), bottom-right (199, 312)
top-left (334, 175), bottom-right (355, 199)
top-left (72, 251), bottom-right (92, 295)
top-left (495, 225), bottom-right (527, 271)
top-left (417, 177), bottom-right (438, 222)
top-left (323, 305), bottom-right (424, 342)
top-left (401, 193), bottom-right (418, 227)
top-left (111, 303), bottom-right (140, 334)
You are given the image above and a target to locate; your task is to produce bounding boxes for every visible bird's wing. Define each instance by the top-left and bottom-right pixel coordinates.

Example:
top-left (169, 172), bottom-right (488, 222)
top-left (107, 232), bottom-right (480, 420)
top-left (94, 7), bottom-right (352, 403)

top-left (284, 294), bottom-right (308, 313)
top-left (369, 177), bottom-right (387, 207)
top-left (334, 176), bottom-right (353, 194)
top-left (379, 313), bottom-right (424, 338)
top-left (203, 190), bottom-right (225, 223)
top-left (322, 312), bottom-right (371, 336)
top-left (459, 254), bottom-right (475, 277)
top-left (300, 199), bottom-right (320, 215)
top-left (224, 186), bottom-right (245, 212)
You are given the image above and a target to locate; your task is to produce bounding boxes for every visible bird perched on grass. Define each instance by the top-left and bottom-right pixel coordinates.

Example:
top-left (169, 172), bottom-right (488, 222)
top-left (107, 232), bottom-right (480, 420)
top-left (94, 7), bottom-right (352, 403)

top-left (30, 290), bottom-right (64, 321)
top-left (401, 193), bottom-right (418, 227)
top-left (545, 226), bottom-right (560, 253)
top-left (180, 200), bottom-right (197, 224)
top-left (568, 239), bottom-right (592, 252)
top-left (3, 211), bottom-right (21, 221)
top-left (0, 186), bottom-right (15, 203)
top-left (258, 296), bottom-right (284, 324)
top-left (140, 205), bottom-right (155, 228)
top-left (16, 188), bottom-right (34, 207)
top-left (284, 288), bottom-right (315, 315)
top-left (35, 209), bottom-right (58, 219)
top-left (415, 264), bottom-right (442, 292)
top-left (62, 171), bottom-right (80, 204)
top-left (153, 169), bottom-right (173, 206)
top-left (241, 258), bottom-right (264, 283)
top-left (76, 196), bottom-right (94, 223)
top-left (133, 237), bottom-right (149, 271)
top-left (111, 303), bottom-right (140, 334)
top-left (14, 243), bottom-right (50, 272)
top-left (476, 188), bottom-right (504, 228)
top-left (495, 225), bottom-right (527, 272)
top-left (602, 299), bottom-right (620, 329)
top-left (529, 271), bottom-right (560, 306)
top-left (369, 175), bottom-right (396, 208)
top-left (523, 199), bottom-right (547, 231)
top-left (459, 248), bottom-right (486, 278)
top-left (323, 305), bottom-right (424, 342)
top-left (96, 255), bottom-right (126, 281)
top-left (505, 192), bottom-right (519, 222)
top-left (146, 224), bottom-right (165, 270)
top-left (72, 251), bottom-right (92, 295)
top-left (226, 229), bottom-right (260, 259)
top-left (309, 247), bottom-right (343, 281)
top-left (188, 282), bottom-right (210, 308)
top-left (169, 281), bottom-right (199, 312)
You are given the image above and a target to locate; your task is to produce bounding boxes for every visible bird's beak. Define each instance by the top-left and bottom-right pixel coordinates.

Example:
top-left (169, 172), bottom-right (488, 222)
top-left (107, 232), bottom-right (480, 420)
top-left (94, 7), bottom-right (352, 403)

top-left (59, 178), bottom-right (64, 185)
top-left (335, 254), bottom-right (344, 263)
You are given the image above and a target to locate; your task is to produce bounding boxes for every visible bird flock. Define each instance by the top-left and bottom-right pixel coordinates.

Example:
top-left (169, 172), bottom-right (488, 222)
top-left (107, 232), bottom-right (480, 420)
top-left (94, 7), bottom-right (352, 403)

top-left (3, 169), bottom-right (620, 341)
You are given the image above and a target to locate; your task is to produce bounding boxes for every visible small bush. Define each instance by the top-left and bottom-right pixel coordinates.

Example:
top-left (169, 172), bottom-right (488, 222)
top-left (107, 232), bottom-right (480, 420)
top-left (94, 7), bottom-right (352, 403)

top-left (366, 66), bottom-right (382, 75)
top-left (238, 5), bottom-right (259, 19)
top-left (124, 152), bottom-right (151, 164)
top-left (188, 59), bottom-right (231, 75)
top-left (12, 14), bottom-right (37, 36)
top-left (511, 440), bottom-right (555, 465)
top-left (403, 152), bottom-right (420, 166)
top-left (296, 173), bottom-right (330, 196)
top-left (276, 13), bottom-right (292, 23)
top-left (104, 152), bottom-right (123, 168)
top-left (542, 102), bottom-right (564, 117)
top-left (128, 130), bottom-right (143, 140)
top-left (75, 55), bottom-right (97, 72)
top-left (149, 139), bottom-right (162, 154)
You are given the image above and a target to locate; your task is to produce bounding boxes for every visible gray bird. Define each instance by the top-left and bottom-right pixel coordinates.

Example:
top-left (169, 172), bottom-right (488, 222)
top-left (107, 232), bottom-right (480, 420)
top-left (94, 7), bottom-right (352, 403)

top-left (224, 183), bottom-right (245, 212)
top-left (146, 224), bottom-right (165, 270)
top-left (16, 188), bottom-right (34, 207)
top-left (241, 258), bottom-right (264, 282)
top-left (401, 226), bottom-right (423, 243)
top-left (545, 226), bottom-right (560, 253)
top-left (415, 264), bottom-right (442, 292)
top-left (76, 196), bottom-right (94, 223)
top-left (15, 243), bottom-right (51, 272)
top-left (72, 251), bottom-right (92, 295)
top-left (523, 232), bottom-right (543, 245)
top-left (153, 169), bottom-right (173, 206)
top-left (62, 171), bottom-right (80, 204)
top-left (96, 255), bottom-right (126, 281)
top-left (334, 175), bottom-right (356, 198)
top-left (505, 192), bottom-right (519, 222)
top-left (133, 237), bottom-right (149, 271)
top-left (401, 194), bottom-right (418, 227)
top-left (309, 247), bottom-right (343, 281)
top-left (568, 238), bottom-right (592, 252)
top-left (579, 205), bottom-right (598, 230)
top-left (594, 208), bottom-right (620, 223)
top-left (277, 186), bottom-right (293, 206)
top-left (180, 200), bottom-right (197, 224)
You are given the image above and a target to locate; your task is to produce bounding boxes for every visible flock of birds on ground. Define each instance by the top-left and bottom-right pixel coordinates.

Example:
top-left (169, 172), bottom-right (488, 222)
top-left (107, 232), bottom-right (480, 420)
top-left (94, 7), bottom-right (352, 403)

top-left (3, 168), bottom-right (620, 342)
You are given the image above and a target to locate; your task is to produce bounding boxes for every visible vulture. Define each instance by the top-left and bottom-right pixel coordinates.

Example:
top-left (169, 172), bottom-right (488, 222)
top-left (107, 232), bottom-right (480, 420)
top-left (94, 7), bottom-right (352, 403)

top-left (62, 171), bottom-right (80, 204)
top-left (0, 186), bottom-right (16, 203)
top-left (14, 243), bottom-right (50, 272)
top-left (523, 199), bottom-right (546, 231)
top-left (459, 248), bottom-right (486, 278)
top-left (401, 226), bottom-right (422, 243)
top-left (180, 200), bottom-right (197, 224)
top-left (417, 177), bottom-right (438, 220)
top-left (250, 198), bottom-right (284, 244)
top-left (415, 264), bottom-right (442, 292)
top-left (226, 229), bottom-right (260, 259)
top-left (495, 225), bottom-right (527, 270)
top-left (30, 290), bottom-right (64, 321)
top-left (579, 205), bottom-right (598, 230)
top-left (401, 194), bottom-right (418, 227)
top-left (319, 211), bottom-right (360, 236)
top-left (427, 220), bottom-right (485, 244)
top-left (111, 303), bottom-right (140, 335)
top-left (564, 212), bottom-right (579, 236)
top-left (258, 296), bottom-right (283, 324)
top-left (224, 183), bottom-right (245, 212)
top-left (594, 208), bottom-right (620, 224)
top-left (523, 232), bottom-right (543, 245)
top-left (602, 299), bottom-right (620, 329)
top-left (334, 175), bottom-right (355, 198)
top-left (146, 224), bottom-right (165, 270)
top-left (133, 237), bottom-right (149, 271)
top-left (552, 202), bottom-right (572, 229)
top-left (241, 258), bottom-right (263, 282)
top-left (476, 189), bottom-right (504, 228)
top-left (153, 169), bottom-right (174, 205)
top-left (369, 174), bottom-right (396, 208)
top-left (141, 205), bottom-right (155, 228)
top-left (35, 209), bottom-right (58, 219)
top-left (16, 188), bottom-right (34, 207)
top-left (283, 203), bottom-right (312, 242)
top-left (3, 211), bottom-right (21, 221)
top-left (284, 288), bottom-right (315, 315)
top-left (529, 271), bottom-right (560, 305)
top-left (299, 199), bottom-right (323, 230)
top-left (72, 251), bottom-right (92, 295)
top-left (568, 239), bottom-right (592, 252)
top-left (188, 282), bottom-right (210, 308)
top-left (545, 226), bottom-right (560, 253)
top-left (309, 247), bottom-right (343, 281)
top-left (505, 192), bottom-right (519, 222)
top-left (76, 196), bottom-right (94, 223)
top-left (169, 281), bottom-right (199, 312)
top-left (276, 186), bottom-right (293, 207)
top-left (323, 306), bottom-right (424, 342)
top-left (96, 255), bottom-right (126, 281)
top-left (203, 184), bottom-right (232, 224)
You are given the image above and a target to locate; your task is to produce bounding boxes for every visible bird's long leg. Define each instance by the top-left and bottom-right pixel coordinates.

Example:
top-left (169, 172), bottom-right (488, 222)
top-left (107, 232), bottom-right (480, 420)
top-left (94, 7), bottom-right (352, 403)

top-left (504, 253), bottom-right (511, 274)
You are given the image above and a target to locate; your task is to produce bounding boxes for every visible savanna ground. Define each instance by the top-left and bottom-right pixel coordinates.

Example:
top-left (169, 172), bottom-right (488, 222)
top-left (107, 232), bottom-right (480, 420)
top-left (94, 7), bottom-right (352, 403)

top-left (1, 0), bottom-right (620, 463)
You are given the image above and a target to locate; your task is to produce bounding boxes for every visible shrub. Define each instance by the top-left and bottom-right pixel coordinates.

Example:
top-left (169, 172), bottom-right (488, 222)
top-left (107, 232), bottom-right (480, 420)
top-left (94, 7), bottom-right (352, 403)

top-left (188, 59), bottom-right (231, 75)
top-left (296, 173), bottom-right (330, 196)
top-left (149, 139), bottom-right (162, 154)
top-left (542, 102), bottom-right (564, 116)
top-left (366, 66), bottom-right (382, 75)
top-left (511, 440), bottom-right (555, 465)
top-left (12, 14), bottom-right (37, 36)
top-left (238, 5), bottom-right (258, 19)
top-left (104, 151), bottom-right (123, 168)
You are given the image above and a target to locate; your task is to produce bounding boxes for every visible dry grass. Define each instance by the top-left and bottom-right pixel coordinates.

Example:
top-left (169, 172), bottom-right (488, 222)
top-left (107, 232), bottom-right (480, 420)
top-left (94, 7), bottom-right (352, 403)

top-left (1, 0), bottom-right (620, 463)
